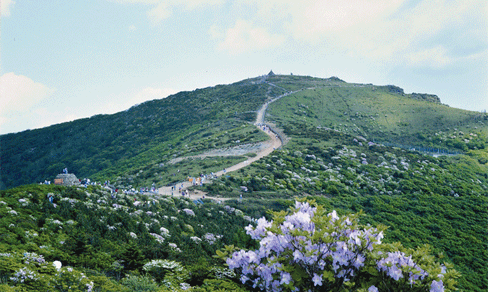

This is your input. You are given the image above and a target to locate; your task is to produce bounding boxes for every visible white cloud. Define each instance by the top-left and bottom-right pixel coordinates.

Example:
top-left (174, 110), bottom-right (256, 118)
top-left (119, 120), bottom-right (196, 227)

top-left (243, 0), bottom-right (404, 42)
top-left (236, 0), bottom-right (487, 68)
top-left (111, 0), bottom-right (224, 24)
top-left (1, 0), bottom-right (15, 17)
top-left (407, 46), bottom-right (452, 68)
top-left (0, 73), bottom-right (55, 134)
top-left (0, 73), bottom-right (54, 115)
top-left (214, 20), bottom-right (285, 55)
top-left (147, 3), bottom-right (172, 24)
top-left (129, 24), bottom-right (137, 31)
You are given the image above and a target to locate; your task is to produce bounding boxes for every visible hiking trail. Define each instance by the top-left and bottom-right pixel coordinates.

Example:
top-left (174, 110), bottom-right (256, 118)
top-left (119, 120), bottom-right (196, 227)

top-left (157, 84), bottom-right (298, 201)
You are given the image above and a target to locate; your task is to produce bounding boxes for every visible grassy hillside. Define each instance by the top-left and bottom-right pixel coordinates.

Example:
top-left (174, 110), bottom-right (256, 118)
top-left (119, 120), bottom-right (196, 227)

top-left (0, 79), bottom-right (282, 190)
top-left (266, 75), bottom-right (488, 151)
top-left (2, 74), bottom-right (486, 190)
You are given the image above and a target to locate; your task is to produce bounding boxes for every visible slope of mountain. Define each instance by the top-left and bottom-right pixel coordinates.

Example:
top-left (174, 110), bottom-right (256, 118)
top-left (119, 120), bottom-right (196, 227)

top-left (2, 74), bottom-right (486, 190)
top-left (1, 74), bottom-right (487, 290)
top-left (0, 78), bottom-right (282, 189)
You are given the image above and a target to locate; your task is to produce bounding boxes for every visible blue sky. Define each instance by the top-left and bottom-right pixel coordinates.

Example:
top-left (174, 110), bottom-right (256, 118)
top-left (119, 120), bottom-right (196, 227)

top-left (1, 0), bottom-right (487, 134)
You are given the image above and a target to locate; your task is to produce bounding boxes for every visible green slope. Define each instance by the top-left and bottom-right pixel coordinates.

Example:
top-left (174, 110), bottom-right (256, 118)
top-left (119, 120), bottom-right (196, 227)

top-left (2, 74), bottom-right (486, 190)
top-left (266, 74), bottom-right (488, 151)
top-left (0, 184), bottom-right (259, 291)
top-left (0, 79), bottom-right (283, 190)
top-left (1, 74), bottom-right (487, 290)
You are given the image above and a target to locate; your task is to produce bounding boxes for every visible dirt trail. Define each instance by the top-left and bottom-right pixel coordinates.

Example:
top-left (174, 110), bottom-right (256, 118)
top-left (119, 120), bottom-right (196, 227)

top-left (157, 86), bottom-right (291, 201)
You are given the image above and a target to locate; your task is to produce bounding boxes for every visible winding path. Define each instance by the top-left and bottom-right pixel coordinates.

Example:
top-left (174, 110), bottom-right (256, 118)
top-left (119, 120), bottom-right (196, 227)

top-left (157, 85), bottom-right (295, 201)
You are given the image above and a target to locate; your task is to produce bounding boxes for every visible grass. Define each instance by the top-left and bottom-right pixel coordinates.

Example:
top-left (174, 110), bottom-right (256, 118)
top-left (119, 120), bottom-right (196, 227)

top-left (267, 84), bottom-right (488, 150)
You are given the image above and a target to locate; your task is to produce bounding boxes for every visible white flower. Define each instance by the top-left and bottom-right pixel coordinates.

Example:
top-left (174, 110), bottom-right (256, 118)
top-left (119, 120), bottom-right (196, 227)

top-left (160, 227), bottom-right (170, 237)
top-left (182, 208), bottom-right (195, 216)
top-left (190, 236), bottom-right (202, 244)
top-left (150, 233), bottom-right (165, 244)
top-left (53, 261), bottom-right (62, 270)
top-left (180, 283), bottom-right (191, 290)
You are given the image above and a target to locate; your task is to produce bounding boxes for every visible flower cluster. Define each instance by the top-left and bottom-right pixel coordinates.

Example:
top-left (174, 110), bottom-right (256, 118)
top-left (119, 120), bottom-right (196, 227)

top-left (10, 268), bottom-right (39, 283)
top-left (377, 251), bottom-right (427, 282)
top-left (168, 243), bottom-right (182, 253)
top-left (182, 208), bottom-right (195, 216)
top-left (160, 227), bottom-right (170, 237)
top-left (180, 282), bottom-right (191, 290)
top-left (143, 259), bottom-right (184, 276)
top-left (19, 198), bottom-right (29, 206)
top-left (212, 266), bottom-right (236, 279)
top-left (23, 252), bottom-right (46, 265)
top-left (203, 233), bottom-right (222, 245)
top-left (150, 233), bottom-right (165, 244)
top-left (190, 236), bottom-right (202, 244)
top-left (225, 200), bottom-right (450, 292)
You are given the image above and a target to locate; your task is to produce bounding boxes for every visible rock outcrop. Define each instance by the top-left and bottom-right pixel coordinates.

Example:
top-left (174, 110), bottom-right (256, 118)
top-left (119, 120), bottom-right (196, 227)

top-left (408, 93), bottom-right (441, 103)
top-left (54, 173), bottom-right (80, 186)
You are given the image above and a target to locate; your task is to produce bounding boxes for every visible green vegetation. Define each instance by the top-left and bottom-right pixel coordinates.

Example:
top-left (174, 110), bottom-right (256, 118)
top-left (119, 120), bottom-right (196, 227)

top-left (0, 81), bottom-right (273, 190)
top-left (266, 75), bottom-right (487, 151)
top-left (201, 127), bottom-right (487, 290)
top-left (0, 184), bottom-right (259, 291)
top-left (1, 74), bottom-right (487, 291)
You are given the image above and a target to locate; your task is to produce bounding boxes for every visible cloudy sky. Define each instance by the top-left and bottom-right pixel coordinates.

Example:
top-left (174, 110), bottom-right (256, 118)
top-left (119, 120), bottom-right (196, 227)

top-left (1, 0), bottom-right (487, 135)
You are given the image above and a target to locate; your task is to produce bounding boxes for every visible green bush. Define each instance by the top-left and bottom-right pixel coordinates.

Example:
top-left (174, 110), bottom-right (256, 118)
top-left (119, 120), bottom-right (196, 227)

top-left (120, 274), bottom-right (159, 292)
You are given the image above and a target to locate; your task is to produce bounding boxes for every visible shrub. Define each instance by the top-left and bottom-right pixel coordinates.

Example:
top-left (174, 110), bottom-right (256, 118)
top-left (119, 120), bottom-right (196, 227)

top-left (220, 199), bottom-right (459, 292)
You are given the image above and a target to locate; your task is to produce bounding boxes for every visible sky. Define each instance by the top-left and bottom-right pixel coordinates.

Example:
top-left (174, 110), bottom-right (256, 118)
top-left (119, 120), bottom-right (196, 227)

top-left (1, 0), bottom-right (487, 135)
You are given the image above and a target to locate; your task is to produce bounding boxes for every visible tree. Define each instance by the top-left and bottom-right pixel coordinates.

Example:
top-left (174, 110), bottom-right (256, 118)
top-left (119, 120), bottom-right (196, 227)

top-left (219, 199), bottom-right (459, 292)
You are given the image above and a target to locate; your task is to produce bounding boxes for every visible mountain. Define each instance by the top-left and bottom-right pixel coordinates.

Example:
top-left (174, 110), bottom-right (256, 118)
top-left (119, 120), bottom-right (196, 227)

top-left (1, 74), bottom-right (487, 290)
top-left (1, 74), bottom-right (486, 190)
top-left (0, 78), bottom-right (279, 189)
